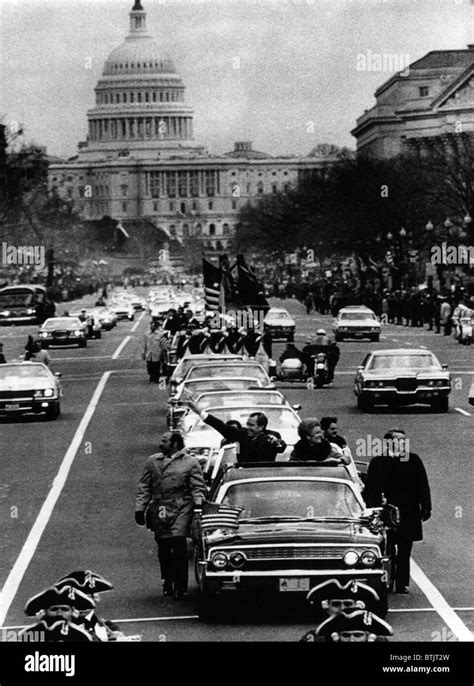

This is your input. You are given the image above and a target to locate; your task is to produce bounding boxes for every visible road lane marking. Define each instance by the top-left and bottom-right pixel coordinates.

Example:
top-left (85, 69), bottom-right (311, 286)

top-left (410, 559), bottom-right (473, 641)
top-left (131, 311), bottom-right (146, 332)
top-left (112, 336), bottom-right (131, 359)
top-left (0, 371), bottom-right (111, 627)
top-left (50, 355), bottom-right (112, 361)
top-left (4, 607), bottom-right (474, 629)
top-left (455, 407), bottom-right (472, 417)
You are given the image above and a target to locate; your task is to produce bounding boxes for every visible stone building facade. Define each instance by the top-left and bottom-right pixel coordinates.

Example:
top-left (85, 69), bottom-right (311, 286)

top-left (49, 0), bottom-right (336, 255)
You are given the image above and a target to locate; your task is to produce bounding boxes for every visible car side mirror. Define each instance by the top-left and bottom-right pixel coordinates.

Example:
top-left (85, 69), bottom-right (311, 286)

top-left (442, 364), bottom-right (448, 370)
top-left (55, 372), bottom-right (62, 378)
top-left (357, 365), bottom-right (364, 372)
top-left (292, 404), bottom-right (302, 411)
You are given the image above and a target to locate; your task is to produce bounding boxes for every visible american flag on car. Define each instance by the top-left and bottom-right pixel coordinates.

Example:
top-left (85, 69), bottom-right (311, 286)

top-left (201, 501), bottom-right (243, 531)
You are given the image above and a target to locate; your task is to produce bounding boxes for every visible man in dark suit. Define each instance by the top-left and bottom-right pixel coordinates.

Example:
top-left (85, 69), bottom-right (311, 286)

top-left (182, 395), bottom-right (286, 463)
top-left (364, 428), bottom-right (431, 594)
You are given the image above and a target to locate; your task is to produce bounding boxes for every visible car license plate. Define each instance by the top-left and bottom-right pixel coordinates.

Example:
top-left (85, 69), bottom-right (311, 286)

top-left (5, 403), bottom-right (20, 411)
top-left (279, 578), bottom-right (309, 592)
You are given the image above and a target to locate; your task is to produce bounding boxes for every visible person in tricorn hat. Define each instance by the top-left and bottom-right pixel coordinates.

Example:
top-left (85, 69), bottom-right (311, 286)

top-left (54, 570), bottom-right (123, 641)
top-left (19, 585), bottom-right (96, 642)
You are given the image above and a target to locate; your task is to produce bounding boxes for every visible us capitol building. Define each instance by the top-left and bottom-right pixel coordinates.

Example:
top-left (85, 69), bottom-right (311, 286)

top-left (49, 0), bottom-right (337, 255)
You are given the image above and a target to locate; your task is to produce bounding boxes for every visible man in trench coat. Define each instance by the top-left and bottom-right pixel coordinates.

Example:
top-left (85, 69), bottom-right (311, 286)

top-left (135, 432), bottom-right (206, 598)
top-left (363, 428), bottom-right (431, 594)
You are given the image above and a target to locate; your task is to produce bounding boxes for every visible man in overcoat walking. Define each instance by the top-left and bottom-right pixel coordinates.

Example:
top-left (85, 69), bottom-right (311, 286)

top-left (363, 428), bottom-right (431, 594)
top-left (135, 432), bottom-right (206, 598)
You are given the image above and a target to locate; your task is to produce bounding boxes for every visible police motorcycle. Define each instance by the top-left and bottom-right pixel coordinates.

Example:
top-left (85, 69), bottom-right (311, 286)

top-left (453, 304), bottom-right (473, 345)
top-left (299, 579), bottom-right (394, 642)
top-left (276, 341), bottom-right (330, 389)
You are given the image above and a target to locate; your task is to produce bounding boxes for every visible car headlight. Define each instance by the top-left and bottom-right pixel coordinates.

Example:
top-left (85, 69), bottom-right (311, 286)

top-left (1, 310), bottom-right (11, 316)
top-left (427, 379), bottom-right (446, 387)
top-left (364, 381), bottom-right (376, 388)
top-left (25, 309), bottom-right (35, 315)
top-left (40, 332), bottom-right (48, 338)
top-left (34, 389), bottom-right (54, 398)
top-left (229, 551), bottom-right (246, 568)
top-left (361, 550), bottom-right (377, 566)
top-left (376, 381), bottom-right (385, 388)
top-left (210, 552), bottom-right (229, 569)
top-left (343, 550), bottom-right (360, 567)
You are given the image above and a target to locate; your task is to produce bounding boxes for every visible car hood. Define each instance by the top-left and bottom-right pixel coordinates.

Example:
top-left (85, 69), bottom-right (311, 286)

top-left (0, 378), bottom-right (55, 391)
top-left (204, 520), bottom-right (381, 546)
top-left (337, 319), bottom-right (379, 326)
top-left (265, 318), bottom-right (295, 326)
top-left (362, 367), bottom-right (448, 378)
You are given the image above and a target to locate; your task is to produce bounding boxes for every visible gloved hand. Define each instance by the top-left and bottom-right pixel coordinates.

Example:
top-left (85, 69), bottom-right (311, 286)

top-left (135, 511), bottom-right (146, 526)
top-left (421, 510), bottom-right (431, 522)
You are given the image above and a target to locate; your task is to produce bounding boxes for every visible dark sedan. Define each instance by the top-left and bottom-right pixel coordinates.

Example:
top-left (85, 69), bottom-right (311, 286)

top-left (37, 317), bottom-right (88, 348)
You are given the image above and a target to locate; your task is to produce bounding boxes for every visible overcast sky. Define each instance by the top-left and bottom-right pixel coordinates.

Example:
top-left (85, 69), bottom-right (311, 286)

top-left (1, 0), bottom-right (472, 158)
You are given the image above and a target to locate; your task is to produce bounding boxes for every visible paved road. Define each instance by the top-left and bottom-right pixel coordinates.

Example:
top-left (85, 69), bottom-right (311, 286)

top-left (0, 297), bottom-right (472, 643)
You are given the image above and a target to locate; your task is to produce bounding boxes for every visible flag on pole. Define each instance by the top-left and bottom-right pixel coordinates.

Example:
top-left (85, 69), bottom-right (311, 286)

top-left (236, 254), bottom-right (270, 314)
top-left (202, 258), bottom-right (222, 311)
top-left (201, 501), bottom-right (243, 531)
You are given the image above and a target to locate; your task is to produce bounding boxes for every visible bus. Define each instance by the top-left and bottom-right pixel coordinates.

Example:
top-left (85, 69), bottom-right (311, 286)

top-left (0, 285), bottom-right (55, 325)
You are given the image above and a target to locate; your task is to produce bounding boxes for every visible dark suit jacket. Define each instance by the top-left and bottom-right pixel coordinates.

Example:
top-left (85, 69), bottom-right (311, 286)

top-left (364, 452), bottom-right (431, 541)
top-left (203, 413), bottom-right (286, 463)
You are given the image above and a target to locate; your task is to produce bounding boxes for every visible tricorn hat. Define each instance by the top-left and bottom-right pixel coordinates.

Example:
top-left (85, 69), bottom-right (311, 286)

top-left (307, 579), bottom-right (381, 612)
top-left (25, 585), bottom-right (96, 616)
top-left (314, 610), bottom-right (393, 638)
top-left (19, 619), bottom-right (93, 642)
top-left (54, 570), bottom-right (114, 595)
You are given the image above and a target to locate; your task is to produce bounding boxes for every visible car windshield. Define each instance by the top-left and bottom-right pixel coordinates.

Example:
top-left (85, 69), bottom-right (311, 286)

top-left (187, 365), bottom-right (267, 382)
top-left (43, 318), bottom-right (80, 330)
top-left (340, 312), bottom-right (376, 320)
top-left (196, 392), bottom-right (284, 408)
top-left (180, 378), bottom-right (262, 397)
top-left (221, 480), bottom-right (363, 520)
top-left (0, 292), bottom-right (34, 307)
top-left (368, 354), bottom-right (438, 370)
top-left (0, 365), bottom-right (50, 380)
top-left (178, 357), bottom-right (239, 377)
top-left (266, 311), bottom-right (291, 320)
top-left (190, 407), bottom-right (299, 433)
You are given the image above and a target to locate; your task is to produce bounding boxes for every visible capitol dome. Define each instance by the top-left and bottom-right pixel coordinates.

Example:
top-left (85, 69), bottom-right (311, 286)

top-left (82, 0), bottom-right (199, 158)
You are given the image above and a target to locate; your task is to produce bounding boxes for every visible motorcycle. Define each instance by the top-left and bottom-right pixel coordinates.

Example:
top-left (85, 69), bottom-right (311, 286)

top-left (276, 353), bottom-right (330, 389)
top-left (454, 315), bottom-right (473, 345)
top-left (312, 352), bottom-right (330, 388)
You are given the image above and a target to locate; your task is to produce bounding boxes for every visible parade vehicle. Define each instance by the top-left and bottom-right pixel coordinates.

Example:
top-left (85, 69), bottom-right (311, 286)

top-left (167, 376), bottom-right (269, 429)
top-left (168, 354), bottom-right (246, 394)
top-left (354, 349), bottom-right (451, 412)
top-left (89, 306), bottom-right (117, 331)
top-left (0, 284), bottom-right (55, 325)
top-left (333, 306), bottom-right (381, 342)
top-left (181, 404), bottom-right (301, 460)
top-left (454, 314), bottom-right (473, 345)
top-left (194, 389), bottom-right (295, 410)
top-left (109, 299), bottom-right (135, 321)
top-left (277, 351), bottom-right (330, 388)
top-left (263, 308), bottom-right (296, 342)
top-left (193, 463), bottom-right (393, 622)
top-left (70, 309), bottom-right (102, 339)
top-left (129, 294), bottom-right (146, 311)
top-left (0, 362), bottom-right (61, 420)
top-left (37, 317), bottom-right (88, 348)
top-left (182, 362), bottom-right (272, 386)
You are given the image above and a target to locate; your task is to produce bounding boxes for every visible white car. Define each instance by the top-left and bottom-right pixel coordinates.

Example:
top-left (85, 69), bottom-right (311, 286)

top-left (264, 308), bottom-right (295, 342)
top-left (183, 362), bottom-right (271, 386)
top-left (109, 300), bottom-right (134, 321)
top-left (333, 306), bottom-right (381, 342)
top-left (169, 354), bottom-right (246, 393)
top-left (0, 362), bottom-right (61, 420)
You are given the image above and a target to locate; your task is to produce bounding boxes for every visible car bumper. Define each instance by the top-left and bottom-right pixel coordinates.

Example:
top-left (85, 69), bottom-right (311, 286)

top-left (0, 315), bottom-right (37, 325)
top-left (200, 565), bottom-right (388, 594)
top-left (358, 388), bottom-right (450, 405)
top-left (336, 330), bottom-right (380, 338)
top-left (0, 398), bottom-right (59, 415)
top-left (39, 336), bottom-right (84, 345)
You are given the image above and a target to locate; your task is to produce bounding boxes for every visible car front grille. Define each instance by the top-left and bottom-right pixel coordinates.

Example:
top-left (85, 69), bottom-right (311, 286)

top-left (395, 378), bottom-right (417, 392)
top-left (0, 391), bottom-right (34, 400)
top-left (244, 546), bottom-right (350, 560)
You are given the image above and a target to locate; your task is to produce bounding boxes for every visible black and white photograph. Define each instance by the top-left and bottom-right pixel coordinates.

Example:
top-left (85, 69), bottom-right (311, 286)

top-left (0, 0), bottom-right (473, 680)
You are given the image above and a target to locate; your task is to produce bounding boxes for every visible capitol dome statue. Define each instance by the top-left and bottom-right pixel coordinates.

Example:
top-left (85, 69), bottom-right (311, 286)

top-left (82, 0), bottom-right (202, 159)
